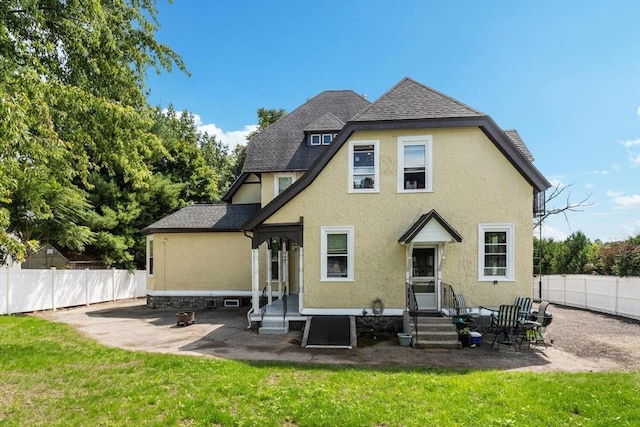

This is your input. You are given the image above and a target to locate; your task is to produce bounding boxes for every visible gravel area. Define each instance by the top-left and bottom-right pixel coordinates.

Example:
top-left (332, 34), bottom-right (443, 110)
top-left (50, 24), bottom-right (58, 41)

top-left (37, 299), bottom-right (640, 372)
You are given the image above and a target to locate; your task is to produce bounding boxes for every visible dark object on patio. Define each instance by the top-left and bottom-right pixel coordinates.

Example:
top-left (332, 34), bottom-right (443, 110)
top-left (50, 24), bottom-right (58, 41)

top-left (490, 304), bottom-right (520, 351)
top-left (528, 309), bottom-right (553, 327)
top-left (176, 311), bottom-right (196, 326)
top-left (520, 301), bottom-right (550, 349)
top-left (454, 294), bottom-right (478, 330)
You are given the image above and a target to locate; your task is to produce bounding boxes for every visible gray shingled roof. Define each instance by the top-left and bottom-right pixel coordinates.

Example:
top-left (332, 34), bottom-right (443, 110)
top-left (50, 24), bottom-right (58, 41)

top-left (303, 112), bottom-right (345, 132)
top-left (351, 77), bottom-right (484, 122)
top-left (504, 129), bottom-right (534, 162)
top-left (242, 90), bottom-right (370, 173)
top-left (141, 204), bottom-right (261, 234)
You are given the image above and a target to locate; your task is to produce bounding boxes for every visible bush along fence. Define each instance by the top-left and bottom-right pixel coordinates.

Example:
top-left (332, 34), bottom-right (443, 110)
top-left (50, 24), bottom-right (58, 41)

top-left (0, 267), bottom-right (146, 315)
top-left (531, 274), bottom-right (640, 321)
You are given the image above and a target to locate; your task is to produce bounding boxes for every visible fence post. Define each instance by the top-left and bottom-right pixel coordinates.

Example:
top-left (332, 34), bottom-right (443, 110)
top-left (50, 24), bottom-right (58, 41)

top-left (583, 275), bottom-right (588, 309)
top-left (614, 276), bottom-right (620, 316)
top-left (51, 267), bottom-right (57, 311)
top-left (85, 268), bottom-right (90, 307)
top-left (563, 275), bottom-right (567, 306)
top-left (112, 268), bottom-right (116, 301)
top-left (6, 267), bottom-right (11, 315)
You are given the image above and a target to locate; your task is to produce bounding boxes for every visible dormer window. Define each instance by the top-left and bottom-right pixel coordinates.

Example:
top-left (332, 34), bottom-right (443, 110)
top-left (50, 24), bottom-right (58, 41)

top-left (322, 134), bottom-right (332, 145)
top-left (310, 134), bottom-right (321, 145)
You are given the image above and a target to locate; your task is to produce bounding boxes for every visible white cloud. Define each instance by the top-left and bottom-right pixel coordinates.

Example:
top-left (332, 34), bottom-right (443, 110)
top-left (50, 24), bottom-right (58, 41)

top-left (637, 106), bottom-right (640, 117)
top-left (548, 177), bottom-right (564, 188)
top-left (607, 190), bottom-right (640, 209)
top-left (189, 113), bottom-right (258, 151)
top-left (536, 224), bottom-right (567, 241)
top-left (585, 183), bottom-right (594, 190)
top-left (591, 169), bottom-right (609, 175)
top-left (620, 138), bottom-right (640, 166)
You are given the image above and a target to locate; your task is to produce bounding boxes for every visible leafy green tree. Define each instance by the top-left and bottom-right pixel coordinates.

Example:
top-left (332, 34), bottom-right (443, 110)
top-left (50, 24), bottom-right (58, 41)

top-left (199, 132), bottom-right (235, 195)
top-left (552, 231), bottom-right (590, 274)
top-left (598, 237), bottom-right (640, 277)
top-left (150, 106), bottom-right (219, 203)
top-left (534, 237), bottom-right (563, 275)
top-left (0, 0), bottom-right (186, 266)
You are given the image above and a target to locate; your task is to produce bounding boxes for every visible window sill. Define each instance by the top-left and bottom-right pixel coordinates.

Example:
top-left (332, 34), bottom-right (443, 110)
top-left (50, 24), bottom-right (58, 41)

top-left (348, 189), bottom-right (379, 194)
top-left (320, 278), bottom-right (355, 283)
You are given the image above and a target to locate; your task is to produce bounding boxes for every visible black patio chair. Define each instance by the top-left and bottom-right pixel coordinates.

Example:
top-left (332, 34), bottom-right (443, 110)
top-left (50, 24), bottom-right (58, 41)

top-left (490, 304), bottom-right (520, 351)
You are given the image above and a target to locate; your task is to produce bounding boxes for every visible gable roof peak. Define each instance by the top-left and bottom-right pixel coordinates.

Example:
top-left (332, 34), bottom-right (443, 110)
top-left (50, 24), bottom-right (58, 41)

top-left (352, 77), bottom-right (485, 122)
top-left (304, 112), bottom-right (345, 132)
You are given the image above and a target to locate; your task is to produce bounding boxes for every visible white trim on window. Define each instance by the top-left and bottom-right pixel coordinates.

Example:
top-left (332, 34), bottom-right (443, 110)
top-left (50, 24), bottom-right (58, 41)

top-left (320, 226), bottom-right (354, 282)
top-left (310, 134), bottom-right (321, 145)
top-left (274, 172), bottom-right (296, 196)
top-left (397, 135), bottom-right (432, 193)
top-left (478, 223), bottom-right (515, 281)
top-left (322, 134), bottom-right (333, 145)
top-left (348, 140), bottom-right (379, 193)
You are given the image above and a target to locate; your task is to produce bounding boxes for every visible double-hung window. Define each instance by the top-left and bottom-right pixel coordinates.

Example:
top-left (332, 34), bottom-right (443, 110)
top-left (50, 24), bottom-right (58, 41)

top-left (478, 223), bottom-right (514, 281)
top-left (274, 173), bottom-right (295, 196)
top-left (349, 140), bottom-right (379, 192)
top-left (321, 226), bottom-right (354, 281)
top-left (397, 135), bottom-right (432, 192)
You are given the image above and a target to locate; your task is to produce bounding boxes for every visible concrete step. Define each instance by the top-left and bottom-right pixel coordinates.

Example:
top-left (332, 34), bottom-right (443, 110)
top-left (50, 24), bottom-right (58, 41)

top-left (414, 340), bottom-right (462, 349)
top-left (414, 330), bottom-right (459, 342)
top-left (259, 316), bottom-right (288, 335)
top-left (259, 325), bottom-right (289, 335)
top-left (410, 316), bottom-right (462, 349)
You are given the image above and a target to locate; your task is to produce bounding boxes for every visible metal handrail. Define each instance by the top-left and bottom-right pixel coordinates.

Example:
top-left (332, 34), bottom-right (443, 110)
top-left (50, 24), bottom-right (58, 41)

top-left (406, 281), bottom-right (419, 336)
top-left (441, 281), bottom-right (456, 317)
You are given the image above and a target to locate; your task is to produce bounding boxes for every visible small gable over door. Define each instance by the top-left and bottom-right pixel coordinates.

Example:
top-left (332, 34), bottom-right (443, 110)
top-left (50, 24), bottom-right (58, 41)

top-left (398, 210), bottom-right (463, 244)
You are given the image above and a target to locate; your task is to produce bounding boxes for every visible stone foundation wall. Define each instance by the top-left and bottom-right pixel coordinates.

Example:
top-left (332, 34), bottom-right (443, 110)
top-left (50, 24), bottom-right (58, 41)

top-left (355, 316), bottom-right (402, 333)
top-left (146, 295), bottom-right (249, 309)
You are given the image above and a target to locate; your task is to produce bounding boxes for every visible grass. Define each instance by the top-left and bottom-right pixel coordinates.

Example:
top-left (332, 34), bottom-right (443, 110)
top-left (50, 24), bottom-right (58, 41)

top-left (1, 316), bottom-right (639, 426)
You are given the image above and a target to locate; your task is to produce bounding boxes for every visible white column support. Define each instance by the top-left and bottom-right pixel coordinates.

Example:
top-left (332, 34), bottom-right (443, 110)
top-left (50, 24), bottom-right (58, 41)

top-left (282, 241), bottom-right (289, 295)
top-left (251, 248), bottom-right (260, 313)
top-left (277, 243), bottom-right (282, 298)
top-left (298, 246), bottom-right (304, 311)
top-left (265, 244), bottom-right (273, 305)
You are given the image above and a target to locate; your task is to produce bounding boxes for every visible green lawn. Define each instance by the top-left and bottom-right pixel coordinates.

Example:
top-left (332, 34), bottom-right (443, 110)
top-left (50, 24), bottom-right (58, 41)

top-left (1, 316), bottom-right (638, 426)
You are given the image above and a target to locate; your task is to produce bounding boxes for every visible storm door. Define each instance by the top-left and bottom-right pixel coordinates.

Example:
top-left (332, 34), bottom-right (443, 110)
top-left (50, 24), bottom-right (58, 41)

top-left (412, 247), bottom-right (437, 311)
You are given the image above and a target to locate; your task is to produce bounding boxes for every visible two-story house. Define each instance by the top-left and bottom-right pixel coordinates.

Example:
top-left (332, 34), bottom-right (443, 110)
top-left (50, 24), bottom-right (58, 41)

top-left (141, 77), bottom-right (550, 339)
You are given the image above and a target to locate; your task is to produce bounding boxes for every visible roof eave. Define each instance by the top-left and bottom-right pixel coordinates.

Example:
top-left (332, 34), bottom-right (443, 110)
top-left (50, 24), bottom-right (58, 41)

top-left (243, 116), bottom-right (551, 231)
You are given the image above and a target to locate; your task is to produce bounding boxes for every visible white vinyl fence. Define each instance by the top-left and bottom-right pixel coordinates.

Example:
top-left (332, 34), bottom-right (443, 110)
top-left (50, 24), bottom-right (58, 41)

top-left (532, 274), bottom-right (640, 321)
top-left (0, 267), bottom-right (146, 315)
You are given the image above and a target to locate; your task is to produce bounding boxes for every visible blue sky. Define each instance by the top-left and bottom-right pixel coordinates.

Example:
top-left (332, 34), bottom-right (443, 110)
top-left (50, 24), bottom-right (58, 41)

top-left (146, 0), bottom-right (640, 243)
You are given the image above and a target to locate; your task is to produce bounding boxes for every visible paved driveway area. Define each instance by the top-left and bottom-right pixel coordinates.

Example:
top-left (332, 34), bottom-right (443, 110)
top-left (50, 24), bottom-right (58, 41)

top-left (38, 299), bottom-right (640, 372)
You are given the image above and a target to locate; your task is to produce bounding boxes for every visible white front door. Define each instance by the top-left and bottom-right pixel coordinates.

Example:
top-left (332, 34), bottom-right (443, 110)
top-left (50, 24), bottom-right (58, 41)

top-left (412, 247), bottom-right (438, 311)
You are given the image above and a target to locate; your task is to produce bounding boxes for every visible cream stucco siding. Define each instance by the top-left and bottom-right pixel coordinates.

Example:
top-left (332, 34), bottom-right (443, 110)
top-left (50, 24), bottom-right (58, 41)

top-left (231, 174), bottom-right (261, 205)
top-left (147, 232), bottom-right (252, 293)
top-left (265, 127), bottom-right (534, 310)
top-left (261, 171), bottom-right (303, 207)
